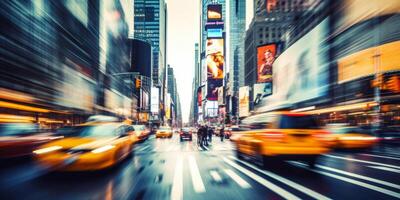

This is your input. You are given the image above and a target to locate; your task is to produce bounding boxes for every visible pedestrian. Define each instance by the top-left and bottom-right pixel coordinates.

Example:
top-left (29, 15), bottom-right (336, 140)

top-left (203, 125), bottom-right (209, 146)
top-left (220, 126), bottom-right (224, 142)
top-left (209, 127), bottom-right (214, 143)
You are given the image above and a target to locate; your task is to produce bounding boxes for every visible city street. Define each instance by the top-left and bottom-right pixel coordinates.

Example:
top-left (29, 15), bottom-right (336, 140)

top-left (1, 134), bottom-right (399, 200)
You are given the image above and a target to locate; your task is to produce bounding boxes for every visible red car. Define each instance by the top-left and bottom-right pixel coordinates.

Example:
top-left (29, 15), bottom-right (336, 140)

top-left (0, 123), bottom-right (62, 158)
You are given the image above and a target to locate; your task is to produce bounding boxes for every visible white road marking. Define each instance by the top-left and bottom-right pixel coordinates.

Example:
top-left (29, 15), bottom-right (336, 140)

top-left (312, 163), bottom-right (400, 189)
top-left (223, 157), bottom-right (301, 200)
top-left (188, 155), bottom-right (206, 193)
top-left (224, 169), bottom-right (251, 189)
top-left (369, 166), bottom-right (400, 174)
top-left (210, 170), bottom-right (223, 183)
top-left (290, 161), bottom-right (400, 199)
top-left (166, 146), bottom-right (174, 152)
top-left (325, 154), bottom-right (400, 170)
top-left (173, 146), bottom-right (180, 151)
top-left (360, 154), bottom-right (400, 161)
top-left (171, 156), bottom-right (183, 200)
top-left (228, 156), bottom-right (331, 200)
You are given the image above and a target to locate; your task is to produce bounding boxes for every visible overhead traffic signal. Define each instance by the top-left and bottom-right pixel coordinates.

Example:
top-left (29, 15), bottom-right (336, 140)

top-left (135, 78), bottom-right (141, 89)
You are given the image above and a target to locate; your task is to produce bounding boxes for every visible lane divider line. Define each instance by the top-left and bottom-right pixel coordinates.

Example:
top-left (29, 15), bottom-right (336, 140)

top-left (224, 169), bottom-right (251, 189)
top-left (360, 154), bottom-right (400, 161)
top-left (228, 156), bottom-right (331, 200)
top-left (171, 156), bottom-right (183, 200)
top-left (325, 154), bottom-right (400, 170)
top-left (289, 161), bottom-right (400, 199)
top-left (188, 155), bottom-right (206, 193)
top-left (368, 166), bottom-right (400, 174)
top-left (210, 170), bottom-right (223, 183)
top-left (223, 157), bottom-right (301, 200)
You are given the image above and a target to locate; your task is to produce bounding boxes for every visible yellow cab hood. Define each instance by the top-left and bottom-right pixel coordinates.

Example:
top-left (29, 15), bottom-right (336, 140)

top-left (43, 137), bottom-right (117, 150)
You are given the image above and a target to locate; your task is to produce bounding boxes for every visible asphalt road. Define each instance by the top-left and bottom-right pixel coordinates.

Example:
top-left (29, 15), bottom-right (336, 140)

top-left (1, 134), bottom-right (400, 200)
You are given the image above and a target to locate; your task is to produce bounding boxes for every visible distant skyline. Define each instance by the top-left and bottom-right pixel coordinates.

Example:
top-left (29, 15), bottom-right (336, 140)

top-left (167, 0), bottom-right (253, 123)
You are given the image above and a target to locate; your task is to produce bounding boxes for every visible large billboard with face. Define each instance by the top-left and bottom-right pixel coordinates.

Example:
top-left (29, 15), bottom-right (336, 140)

top-left (207, 4), bottom-right (222, 21)
top-left (206, 38), bottom-right (224, 80)
top-left (257, 44), bottom-right (276, 83)
top-left (255, 18), bottom-right (330, 112)
top-left (207, 79), bottom-right (222, 101)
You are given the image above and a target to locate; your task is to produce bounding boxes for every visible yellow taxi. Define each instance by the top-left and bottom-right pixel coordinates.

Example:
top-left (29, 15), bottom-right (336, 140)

top-left (235, 112), bottom-right (332, 167)
top-left (156, 126), bottom-right (173, 138)
top-left (33, 122), bottom-right (137, 171)
top-left (325, 124), bottom-right (378, 149)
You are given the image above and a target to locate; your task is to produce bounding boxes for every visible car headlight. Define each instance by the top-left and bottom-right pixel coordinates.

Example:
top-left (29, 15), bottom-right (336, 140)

top-left (91, 145), bottom-right (115, 154)
top-left (33, 146), bottom-right (63, 155)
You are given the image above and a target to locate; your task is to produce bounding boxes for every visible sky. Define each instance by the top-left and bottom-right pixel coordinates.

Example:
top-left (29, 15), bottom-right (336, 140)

top-left (167, 0), bottom-right (253, 123)
top-left (167, 0), bottom-right (199, 123)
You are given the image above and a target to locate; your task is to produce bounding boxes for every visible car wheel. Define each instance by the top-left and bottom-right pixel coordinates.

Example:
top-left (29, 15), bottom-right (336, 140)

top-left (236, 149), bottom-right (244, 160)
top-left (306, 157), bottom-right (318, 169)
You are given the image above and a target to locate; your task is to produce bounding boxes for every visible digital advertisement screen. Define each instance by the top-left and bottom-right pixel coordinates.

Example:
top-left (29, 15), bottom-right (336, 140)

top-left (207, 4), bottom-right (222, 21)
top-left (239, 86), bottom-right (250, 117)
top-left (257, 44), bottom-right (276, 83)
top-left (197, 87), bottom-right (202, 106)
top-left (207, 28), bottom-right (223, 38)
top-left (207, 79), bottom-right (222, 101)
top-left (150, 87), bottom-right (159, 114)
top-left (206, 38), bottom-right (224, 80)
top-left (253, 83), bottom-right (272, 106)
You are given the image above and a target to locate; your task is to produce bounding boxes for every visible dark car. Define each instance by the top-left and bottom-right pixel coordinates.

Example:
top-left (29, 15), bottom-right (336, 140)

top-left (180, 128), bottom-right (193, 142)
top-left (0, 123), bottom-right (62, 158)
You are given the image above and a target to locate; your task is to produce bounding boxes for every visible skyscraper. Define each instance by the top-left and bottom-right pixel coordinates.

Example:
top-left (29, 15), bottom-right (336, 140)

top-left (134, 0), bottom-right (167, 87)
top-left (228, 0), bottom-right (246, 116)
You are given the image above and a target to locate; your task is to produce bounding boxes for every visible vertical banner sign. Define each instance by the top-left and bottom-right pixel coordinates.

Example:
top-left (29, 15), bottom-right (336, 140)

top-left (150, 87), bottom-right (159, 114)
top-left (239, 86), bottom-right (250, 117)
top-left (207, 38), bottom-right (224, 80)
top-left (257, 44), bottom-right (277, 83)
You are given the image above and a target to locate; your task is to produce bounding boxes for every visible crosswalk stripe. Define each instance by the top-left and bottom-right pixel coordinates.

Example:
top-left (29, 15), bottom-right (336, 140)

top-left (173, 146), bottom-right (180, 151)
top-left (290, 162), bottom-right (400, 199)
top-left (224, 169), bottom-right (251, 189)
top-left (228, 156), bottom-right (331, 200)
top-left (188, 155), bottom-right (206, 193)
top-left (369, 166), bottom-right (400, 174)
top-left (223, 157), bottom-right (301, 200)
top-left (360, 154), bottom-right (400, 161)
top-left (325, 154), bottom-right (400, 170)
top-left (166, 146), bottom-right (174, 152)
top-left (171, 156), bottom-right (183, 200)
top-left (210, 170), bottom-right (223, 183)
top-left (312, 163), bottom-right (400, 189)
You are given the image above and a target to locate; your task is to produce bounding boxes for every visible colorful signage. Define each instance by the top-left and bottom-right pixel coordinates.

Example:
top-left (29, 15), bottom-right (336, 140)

top-left (206, 38), bottom-right (224, 79)
top-left (257, 44), bottom-right (276, 83)
top-left (207, 4), bottom-right (222, 21)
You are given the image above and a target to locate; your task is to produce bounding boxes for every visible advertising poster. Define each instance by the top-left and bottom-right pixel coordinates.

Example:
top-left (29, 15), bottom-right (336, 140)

top-left (253, 83), bottom-right (272, 106)
top-left (207, 28), bottom-right (223, 38)
top-left (217, 87), bottom-right (224, 105)
top-left (197, 87), bottom-right (203, 106)
top-left (257, 44), bottom-right (276, 83)
top-left (207, 4), bottom-right (222, 21)
top-left (255, 18), bottom-right (330, 112)
top-left (150, 87), bottom-right (159, 114)
top-left (239, 86), bottom-right (250, 117)
top-left (207, 79), bottom-right (222, 101)
top-left (206, 38), bottom-right (224, 80)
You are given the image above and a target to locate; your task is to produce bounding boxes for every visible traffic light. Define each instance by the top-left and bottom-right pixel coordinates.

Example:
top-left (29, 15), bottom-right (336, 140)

top-left (386, 75), bottom-right (400, 93)
top-left (135, 78), bottom-right (141, 89)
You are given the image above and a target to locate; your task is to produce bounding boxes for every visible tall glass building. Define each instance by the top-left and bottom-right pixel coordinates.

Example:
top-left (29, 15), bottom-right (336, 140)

top-left (134, 0), bottom-right (166, 87)
top-left (229, 0), bottom-right (246, 94)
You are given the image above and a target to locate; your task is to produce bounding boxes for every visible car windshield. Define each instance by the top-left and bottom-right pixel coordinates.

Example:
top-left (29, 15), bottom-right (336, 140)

top-left (133, 125), bottom-right (145, 131)
top-left (0, 123), bottom-right (39, 136)
top-left (328, 127), bottom-right (362, 134)
top-left (182, 128), bottom-right (191, 132)
top-left (57, 124), bottom-right (118, 138)
top-left (279, 115), bottom-right (319, 129)
top-left (159, 127), bottom-right (171, 131)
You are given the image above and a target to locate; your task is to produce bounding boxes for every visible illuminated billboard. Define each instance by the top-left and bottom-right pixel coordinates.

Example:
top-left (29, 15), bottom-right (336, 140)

top-left (257, 44), bottom-right (276, 83)
top-left (207, 4), bottom-right (222, 21)
top-left (207, 28), bottom-right (223, 38)
top-left (239, 86), bottom-right (250, 117)
top-left (255, 18), bottom-right (330, 112)
top-left (253, 83), bottom-right (272, 106)
top-left (197, 86), bottom-right (203, 106)
top-left (150, 87), bottom-right (159, 114)
top-left (206, 38), bottom-right (224, 80)
top-left (207, 79), bottom-right (222, 101)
